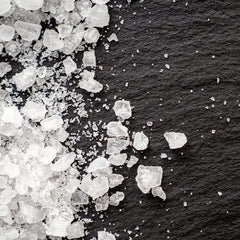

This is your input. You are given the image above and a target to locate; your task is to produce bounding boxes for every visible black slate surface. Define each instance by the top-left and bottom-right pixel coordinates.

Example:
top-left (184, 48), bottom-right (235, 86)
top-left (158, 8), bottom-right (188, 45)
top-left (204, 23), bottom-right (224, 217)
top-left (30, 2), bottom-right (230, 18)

top-left (80, 0), bottom-right (240, 239)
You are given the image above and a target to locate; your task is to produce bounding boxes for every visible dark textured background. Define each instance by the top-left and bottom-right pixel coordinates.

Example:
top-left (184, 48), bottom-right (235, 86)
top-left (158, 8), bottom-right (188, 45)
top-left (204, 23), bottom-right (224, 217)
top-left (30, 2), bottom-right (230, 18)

top-left (81, 0), bottom-right (240, 239)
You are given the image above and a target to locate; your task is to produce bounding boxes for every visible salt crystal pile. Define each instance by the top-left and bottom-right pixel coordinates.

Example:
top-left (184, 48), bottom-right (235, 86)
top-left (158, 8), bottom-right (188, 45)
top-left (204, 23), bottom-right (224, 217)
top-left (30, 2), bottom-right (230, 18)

top-left (164, 131), bottom-right (187, 149)
top-left (133, 131), bottom-right (149, 150)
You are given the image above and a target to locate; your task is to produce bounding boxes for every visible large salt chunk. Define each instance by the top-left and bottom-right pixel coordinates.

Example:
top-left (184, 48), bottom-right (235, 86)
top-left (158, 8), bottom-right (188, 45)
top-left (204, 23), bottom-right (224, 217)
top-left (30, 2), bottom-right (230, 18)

top-left (106, 121), bottom-right (128, 137)
top-left (80, 174), bottom-right (109, 200)
top-left (12, 66), bottom-right (36, 91)
top-left (0, 187), bottom-right (16, 204)
top-left (87, 157), bottom-right (110, 173)
top-left (84, 28), bottom-right (100, 43)
top-left (151, 186), bottom-right (166, 201)
top-left (164, 132), bottom-right (187, 149)
top-left (0, 0), bottom-right (11, 15)
top-left (15, 0), bottom-right (43, 10)
top-left (38, 146), bottom-right (57, 164)
top-left (83, 50), bottom-right (96, 68)
top-left (133, 131), bottom-right (149, 151)
top-left (22, 100), bottom-right (46, 121)
top-left (113, 100), bottom-right (132, 120)
top-left (0, 62), bottom-right (12, 77)
top-left (63, 56), bottom-right (77, 75)
top-left (109, 191), bottom-right (125, 206)
top-left (14, 21), bottom-right (41, 41)
top-left (41, 115), bottom-right (63, 131)
top-left (43, 29), bottom-right (64, 51)
top-left (67, 221), bottom-right (85, 239)
top-left (0, 24), bottom-right (15, 42)
top-left (86, 4), bottom-right (110, 28)
top-left (51, 152), bottom-right (76, 172)
top-left (2, 106), bottom-right (23, 128)
top-left (108, 153), bottom-right (127, 166)
top-left (106, 138), bottom-right (129, 155)
top-left (98, 231), bottom-right (116, 240)
top-left (135, 165), bottom-right (163, 194)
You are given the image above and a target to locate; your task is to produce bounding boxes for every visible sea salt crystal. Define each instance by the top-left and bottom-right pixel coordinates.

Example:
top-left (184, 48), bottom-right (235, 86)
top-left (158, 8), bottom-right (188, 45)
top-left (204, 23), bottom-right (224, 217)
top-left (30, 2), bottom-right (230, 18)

top-left (15, 0), bottom-right (43, 10)
top-left (95, 194), bottom-right (109, 211)
top-left (0, 187), bottom-right (16, 204)
top-left (135, 165), bottom-right (163, 194)
top-left (22, 100), bottom-right (46, 121)
top-left (126, 155), bottom-right (139, 168)
top-left (64, 0), bottom-right (75, 12)
top-left (51, 152), bottom-right (76, 172)
top-left (109, 191), bottom-right (125, 206)
top-left (0, 62), bottom-right (12, 77)
top-left (0, 0), bottom-right (11, 15)
top-left (63, 56), bottom-right (77, 75)
top-left (108, 173), bottom-right (124, 188)
top-left (107, 33), bottom-right (118, 42)
top-left (5, 41), bottom-right (21, 57)
top-left (55, 128), bottom-right (69, 142)
top-left (164, 132), bottom-right (187, 149)
top-left (67, 221), bottom-right (85, 239)
top-left (0, 204), bottom-right (8, 217)
top-left (113, 100), bottom-right (132, 120)
top-left (106, 121), bottom-right (128, 137)
top-left (43, 29), bottom-right (64, 51)
top-left (38, 146), bottom-right (57, 164)
top-left (87, 157), bottom-right (110, 173)
top-left (2, 106), bottom-right (23, 128)
top-left (41, 115), bottom-right (63, 131)
top-left (161, 153), bottom-right (168, 158)
top-left (151, 186), bottom-right (166, 201)
top-left (57, 24), bottom-right (73, 39)
top-left (0, 24), bottom-right (15, 42)
top-left (108, 153), bottom-right (127, 166)
top-left (98, 231), bottom-right (116, 240)
top-left (71, 190), bottom-right (89, 205)
top-left (84, 28), bottom-right (100, 43)
top-left (83, 50), bottom-right (96, 68)
top-left (106, 138), bottom-right (129, 155)
top-left (133, 131), bottom-right (149, 150)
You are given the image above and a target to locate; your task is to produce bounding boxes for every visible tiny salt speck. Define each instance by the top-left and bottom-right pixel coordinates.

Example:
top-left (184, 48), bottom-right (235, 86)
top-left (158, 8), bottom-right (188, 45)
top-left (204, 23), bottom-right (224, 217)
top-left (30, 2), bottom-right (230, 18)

top-left (218, 191), bottom-right (222, 196)
top-left (183, 201), bottom-right (188, 207)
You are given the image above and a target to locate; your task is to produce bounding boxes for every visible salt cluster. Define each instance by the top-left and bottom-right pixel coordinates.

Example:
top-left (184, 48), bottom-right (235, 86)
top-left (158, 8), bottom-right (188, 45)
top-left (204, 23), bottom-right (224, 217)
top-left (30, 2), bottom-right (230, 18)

top-left (164, 132), bottom-right (187, 149)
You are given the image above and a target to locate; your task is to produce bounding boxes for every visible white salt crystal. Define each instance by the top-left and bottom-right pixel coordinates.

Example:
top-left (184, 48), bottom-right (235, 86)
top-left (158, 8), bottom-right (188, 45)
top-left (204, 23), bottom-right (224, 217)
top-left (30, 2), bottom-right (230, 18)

top-left (43, 29), bottom-right (64, 51)
top-left (84, 28), bottom-right (100, 43)
top-left (161, 153), bottom-right (168, 158)
top-left (151, 186), bottom-right (166, 201)
top-left (107, 33), bottom-right (118, 42)
top-left (51, 152), bottom-right (76, 172)
top-left (38, 146), bottom-right (57, 164)
top-left (0, 204), bottom-right (8, 217)
top-left (135, 165), bottom-right (163, 194)
top-left (109, 191), bottom-right (125, 206)
top-left (55, 128), bottom-right (69, 142)
top-left (108, 173), bottom-right (124, 188)
top-left (0, 0), bottom-right (11, 15)
top-left (126, 155), bottom-right (138, 168)
top-left (98, 231), bottom-right (116, 240)
top-left (164, 132), bottom-right (187, 149)
top-left (218, 191), bottom-right (222, 196)
top-left (41, 115), bottom-right (63, 131)
top-left (0, 62), bottom-right (12, 77)
top-left (5, 41), bottom-right (21, 57)
top-left (0, 24), bottom-right (15, 42)
top-left (0, 158), bottom-right (20, 178)
top-left (106, 121), bottom-right (128, 137)
top-left (57, 24), bottom-right (73, 39)
top-left (0, 187), bottom-right (16, 204)
top-left (80, 174), bottom-right (109, 200)
top-left (12, 66), bottom-right (36, 91)
top-left (83, 50), bottom-right (96, 68)
top-left (2, 106), bottom-right (23, 128)
top-left (133, 131), bottom-right (149, 150)
top-left (76, 0), bottom-right (92, 18)
top-left (86, 4), bottom-right (110, 28)
top-left (63, 56), bottom-right (77, 75)
top-left (64, 0), bottom-right (75, 12)
top-left (108, 153), bottom-right (127, 166)
top-left (106, 138), bottom-right (129, 155)
top-left (92, 167), bottom-right (112, 177)
top-left (95, 194), bottom-right (109, 211)
top-left (22, 100), bottom-right (46, 121)
top-left (113, 99), bottom-right (132, 120)
top-left (87, 157), bottom-right (110, 173)
top-left (15, 0), bottom-right (43, 10)
top-left (67, 221), bottom-right (85, 239)
top-left (14, 21), bottom-right (41, 41)
top-left (65, 179), bottom-right (80, 193)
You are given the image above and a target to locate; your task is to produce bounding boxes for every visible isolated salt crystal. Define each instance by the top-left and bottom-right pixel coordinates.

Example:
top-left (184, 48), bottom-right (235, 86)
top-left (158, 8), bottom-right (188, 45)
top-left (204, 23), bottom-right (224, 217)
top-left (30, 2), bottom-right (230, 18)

top-left (43, 29), bottom-right (64, 51)
top-left (57, 24), bottom-right (73, 39)
top-left (164, 132), bottom-right (187, 149)
top-left (108, 153), bottom-right (127, 166)
top-left (0, 62), bottom-right (12, 77)
top-left (0, 0), bottom-right (11, 15)
top-left (80, 174), bottom-right (109, 200)
top-left (38, 146), bottom-right (57, 164)
top-left (41, 115), bottom-right (63, 131)
top-left (95, 194), bottom-right (109, 211)
top-left (12, 66), bottom-right (36, 91)
top-left (5, 41), bottom-right (21, 57)
top-left (113, 100), bottom-right (132, 120)
top-left (63, 56), bottom-right (77, 75)
top-left (126, 155), bottom-right (139, 168)
top-left (0, 24), bottom-right (15, 42)
top-left (87, 157), bottom-right (110, 173)
top-left (67, 221), bottom-right (85, 239)
top-left (161, 153), bottom-right (167, 158)
top-left (64, 0), bottom-right (75, 12)
top-left (109, 191), bottom-right (125, 206)
top-left (83, 50), bottom-right (96, 67)
top-left (0, 187), bottom-right (16, 204)
top-left (51, 152), bottom-right (76, 172)
top-left (86, 4), bottom-right (110, 28)
top-left (151, 186), bottom-right (166, 201)
top-left (108, 173), bottom-right (124, 188)
top-left (107, 33), bottom-right (118, 42)
top-left (106, 138), bottom-right (129, 155)
top-left (106, 121), bottom-right (128, 137)
top-left (84, 28), bottom-right (100, 43)
top-left (14, 21), bottom-right (41, 41)
top-left (2, 106), bottom-right (23, 128)
top-left (22, 100), bottom-right (46, 121)
top-left (133, 131), bottom-right (149, 151)
top-left (15, 0), bottom-right (43, 10)
top-left (98, 231), bottom-right (116, 240)
top-left (136, 165), bottom-right (163, 194)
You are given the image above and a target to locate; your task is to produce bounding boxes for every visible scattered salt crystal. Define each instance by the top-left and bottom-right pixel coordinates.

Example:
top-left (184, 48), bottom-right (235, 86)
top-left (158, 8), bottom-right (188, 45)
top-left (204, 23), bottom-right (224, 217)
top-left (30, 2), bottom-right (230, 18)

top-left (183, 201), bottom-right (188, 207)
top-left (151, 186), bottom-right (166, 201)
top-left (98, 231), bottom-right (116, 240)
top-left (106, 121), bottom-right (129, 137)
top-left (0, 24), bottom-right (15, 42)
top-left (84, 28), bottom-right (100, 43)
top-left (0, 62), bottom-right (12, 77)
top-left (0, 0), bottom-right (11, 15)
top-left (87, 157), bottom-right (110, 173)
top-left (41, 115), bottom-right (63, 131)
top-left (109, 191), bottom-right (125, 206)
top-left (126, 155), bottom-right (139, 168)
top-left (2, 106), bottom-right (23, 128)
top-left (63, 56), bottom-right (77, 75)
top-left (22, 100), bottom-right (46, 121)
top-left (15, 0), bottom-right (43, 10)
top-left (43, 29), bottom-right (64, 51)
top-left (164, 132), bottom-right (187, 149)
top-left (107, 33), bottom-right (118, 42)
top-left (83, 50), bottom-right (96, 68)
top-left (161, 153), bottom-right (167, 158)
top-left (133, 131), bottom-right (149, 150)
top-left (135, 165), bottom-right (163, 194)
top-left (113, 99), bottom-right (132, 120)
top-left (218, 191), bottom-right (222, 196)
top-left (108, 153), bottom-right (127, 166)
top-left (67, 221), bottom-right (85, 239)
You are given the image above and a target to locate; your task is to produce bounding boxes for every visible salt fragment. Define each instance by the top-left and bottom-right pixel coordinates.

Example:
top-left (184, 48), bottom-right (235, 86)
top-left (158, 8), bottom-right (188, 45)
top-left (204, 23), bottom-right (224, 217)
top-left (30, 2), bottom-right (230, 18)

top-left (126, 155), bottom-right (139, 168)
top-left (151, 186), bottom-right (166, 201)
top-left (2, 106), bottom-right (23, 128)
top-left (107, 33), bottom-right (118, 42)
top-left (133, 131), bottom-right (149, 150)
top-left (0, 62), bottom-right (12, 77)
top-left (164, 132), bottom-right (187, 149)
top-left (83, 50), bottom-right (96, 68)
top-left (87, 157), bottom-right (110, 173)
top-left (0, 24), bottom-right (15, 42)
top-left (109, 191), bottom-right (125, 206)
top-left (57, 24), bottom-right (73, 39)
top-left (113, 99), bottom-right (132, 120)
top-left (106, 121), bottom-right (128, 137)
top-left (67, 221), bottom-right (85, 239)
top-left (108, 153), bottom-right (127, 166)
top-left (22, 100), bottom-right (46, 121)
top-left (43, 29), bottom-right (64, 51)
top-left (41, 115), bottom-right (63, 131)
top-left (98, 231), bottom-right (116, 240)
top-left (51, 152), bottom-right (76, 172)
top-left (63, 56), bottom-right (77, 75)
top-left (84, 28), bottom-right (100, 43)
top-left (15, 0), bottom-right (43, 10)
